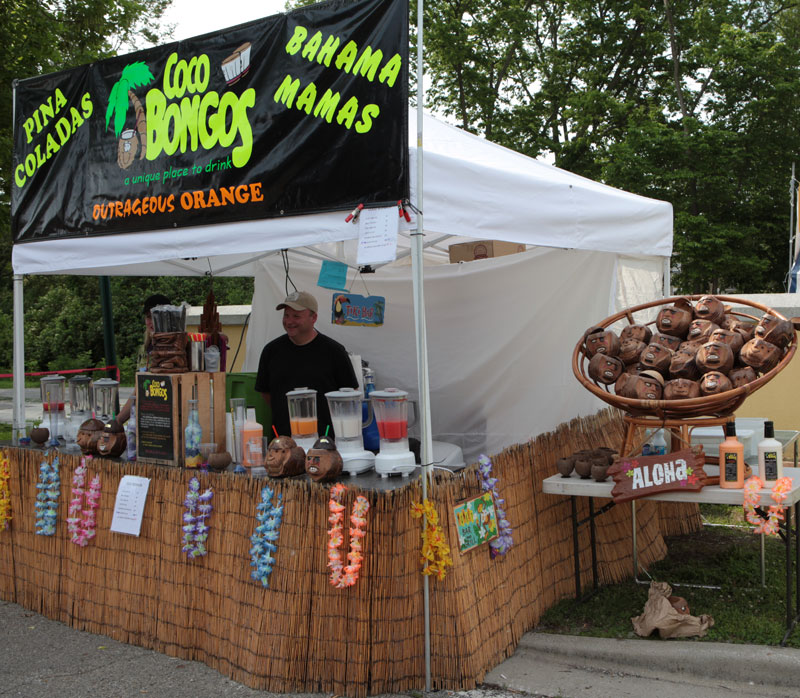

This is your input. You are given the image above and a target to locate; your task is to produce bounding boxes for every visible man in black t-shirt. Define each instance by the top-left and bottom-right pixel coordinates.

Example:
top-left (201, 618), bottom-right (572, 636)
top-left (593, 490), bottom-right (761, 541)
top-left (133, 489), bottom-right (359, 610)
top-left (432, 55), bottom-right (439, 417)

top-left (254, 290), bottom-right (359, 438)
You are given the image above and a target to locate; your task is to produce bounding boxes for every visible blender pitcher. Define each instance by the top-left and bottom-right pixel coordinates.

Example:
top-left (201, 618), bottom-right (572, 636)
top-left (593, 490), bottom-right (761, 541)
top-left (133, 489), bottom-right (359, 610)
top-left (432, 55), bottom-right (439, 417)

top-left (68, 375), bottom-right (92, 442)
top-left (325, 387), bottom-right (375, 475)
top-left (93, 378), bottom-right (119, 424)
top-left (371, 388), bottom-right (417, 477)
top-left (286, 387), bottom-right (318, 452)
top-left (40, 375), bottom-right (66, 444)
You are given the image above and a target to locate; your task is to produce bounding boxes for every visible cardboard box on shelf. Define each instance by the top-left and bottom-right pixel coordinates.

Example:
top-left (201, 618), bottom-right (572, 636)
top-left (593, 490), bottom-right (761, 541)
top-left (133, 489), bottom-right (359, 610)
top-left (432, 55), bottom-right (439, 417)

top-left (136, 372), bottom-right (227, 467)
top-left (448, 240), bottom-right (526, 263)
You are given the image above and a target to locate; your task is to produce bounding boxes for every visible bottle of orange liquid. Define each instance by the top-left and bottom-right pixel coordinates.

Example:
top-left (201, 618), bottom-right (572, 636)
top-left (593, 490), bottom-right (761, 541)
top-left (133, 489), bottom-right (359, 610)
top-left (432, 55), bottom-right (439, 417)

top-left (242, 417), bottom-right (264, 468)
top-left (719, 421), bottom-right (744, 489)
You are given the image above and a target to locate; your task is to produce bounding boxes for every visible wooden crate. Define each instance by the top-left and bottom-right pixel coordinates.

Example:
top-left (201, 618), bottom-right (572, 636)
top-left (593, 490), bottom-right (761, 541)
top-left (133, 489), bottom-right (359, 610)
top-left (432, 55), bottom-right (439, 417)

top-left (136, 372), bottom-right (227, 466)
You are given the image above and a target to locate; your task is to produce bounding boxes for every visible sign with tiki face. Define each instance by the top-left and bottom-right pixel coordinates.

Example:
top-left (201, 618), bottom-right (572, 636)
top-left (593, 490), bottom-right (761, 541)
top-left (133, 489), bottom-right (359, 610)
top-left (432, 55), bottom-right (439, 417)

top-left (12, 0), bottom-right (409, 242)
top-left (607, 448), bottom-right (707, 503)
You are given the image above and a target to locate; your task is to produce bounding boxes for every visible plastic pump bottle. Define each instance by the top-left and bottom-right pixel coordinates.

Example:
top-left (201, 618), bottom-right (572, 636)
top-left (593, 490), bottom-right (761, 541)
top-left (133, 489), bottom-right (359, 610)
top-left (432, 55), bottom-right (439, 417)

top-left (649, 429), bottom-right (667, 456)
top-left (719, 421), bottom-right (744, 489)
top-left (758, 420), bottom-right (783, 482)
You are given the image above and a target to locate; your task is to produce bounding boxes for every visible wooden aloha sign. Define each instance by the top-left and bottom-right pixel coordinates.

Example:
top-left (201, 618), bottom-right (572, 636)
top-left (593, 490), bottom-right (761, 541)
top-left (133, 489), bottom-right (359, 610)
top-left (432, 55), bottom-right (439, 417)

top-left (607, 447), bottom-right (708, 503)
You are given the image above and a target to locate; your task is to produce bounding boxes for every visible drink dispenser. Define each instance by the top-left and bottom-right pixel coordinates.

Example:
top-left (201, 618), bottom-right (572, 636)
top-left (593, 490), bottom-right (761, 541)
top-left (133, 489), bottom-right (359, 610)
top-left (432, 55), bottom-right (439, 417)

top-left (325, 387), bottom-right (375, 475)
top-left (286, 387), bottom-right (318, 452)
top-left (371, 388), bottom-right (417, 477)
top-left (40, 375), bottom-right (66, 442)
top-left (93, 378), bottom-right (119, 424)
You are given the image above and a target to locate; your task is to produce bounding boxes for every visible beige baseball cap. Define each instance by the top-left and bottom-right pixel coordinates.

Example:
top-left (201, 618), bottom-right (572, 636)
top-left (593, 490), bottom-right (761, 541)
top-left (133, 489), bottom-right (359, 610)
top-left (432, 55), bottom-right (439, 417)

top-left (276, 290), bottom-right (318, 313)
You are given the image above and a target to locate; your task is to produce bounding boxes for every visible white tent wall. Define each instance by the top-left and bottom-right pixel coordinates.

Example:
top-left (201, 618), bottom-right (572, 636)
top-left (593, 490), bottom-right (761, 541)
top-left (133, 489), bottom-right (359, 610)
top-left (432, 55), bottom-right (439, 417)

top-left (246, 246), bottom-right (649, 462)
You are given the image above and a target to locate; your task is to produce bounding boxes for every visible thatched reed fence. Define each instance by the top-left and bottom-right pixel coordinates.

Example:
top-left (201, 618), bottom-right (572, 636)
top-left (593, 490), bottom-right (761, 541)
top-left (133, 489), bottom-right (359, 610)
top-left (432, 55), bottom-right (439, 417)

top-left (0, 408), bottom-right (699, 695)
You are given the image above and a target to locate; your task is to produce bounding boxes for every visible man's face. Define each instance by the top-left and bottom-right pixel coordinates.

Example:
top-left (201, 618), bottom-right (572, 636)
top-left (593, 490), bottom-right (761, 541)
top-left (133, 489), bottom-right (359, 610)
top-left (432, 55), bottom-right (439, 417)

top-left (282, 307), bottom-right (316, 341)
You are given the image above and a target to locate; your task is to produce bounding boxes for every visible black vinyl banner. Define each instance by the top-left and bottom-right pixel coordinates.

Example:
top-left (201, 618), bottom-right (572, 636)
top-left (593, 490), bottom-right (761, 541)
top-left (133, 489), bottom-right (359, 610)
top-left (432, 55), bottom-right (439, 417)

top-left (12, 0), bottom-right (409, 242)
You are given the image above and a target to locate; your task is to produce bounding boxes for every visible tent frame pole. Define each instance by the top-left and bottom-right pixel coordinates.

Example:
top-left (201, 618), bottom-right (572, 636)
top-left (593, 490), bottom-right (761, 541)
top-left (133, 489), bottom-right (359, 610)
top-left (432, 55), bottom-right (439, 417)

top-left (13, 274), bottom-right (25, 442)
top-left (412, 0), bottom-right (433, 691)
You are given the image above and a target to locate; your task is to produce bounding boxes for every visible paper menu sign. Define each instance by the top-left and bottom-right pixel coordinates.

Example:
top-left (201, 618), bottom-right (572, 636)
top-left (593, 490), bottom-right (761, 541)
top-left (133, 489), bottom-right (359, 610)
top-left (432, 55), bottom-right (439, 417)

top-left (356, 207), bottom-right (399, 265)
top-left (110, 475), bottom-right (151, 536)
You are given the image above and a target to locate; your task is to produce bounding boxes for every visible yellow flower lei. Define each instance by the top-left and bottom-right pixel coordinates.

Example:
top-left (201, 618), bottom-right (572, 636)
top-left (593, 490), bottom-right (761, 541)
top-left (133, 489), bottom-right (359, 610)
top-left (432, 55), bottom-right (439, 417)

top-left (410, 499), bottom-right (452, 580)
top-left (0, 450), bottom-right (11, 531)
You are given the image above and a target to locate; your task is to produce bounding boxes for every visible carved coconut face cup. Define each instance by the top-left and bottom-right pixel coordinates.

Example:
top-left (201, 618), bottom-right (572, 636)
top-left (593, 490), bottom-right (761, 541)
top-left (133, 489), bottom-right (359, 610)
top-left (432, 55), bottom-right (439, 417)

top-left (77, 418), bottom-right (105, 455)
top-left (755, 314), bottom-right (793, 349)
top-left (638, 342), bottom-right (673, 375)
top-left (266, 436), bottom-right (307, 478)
top-left (656, 305), bottom-right (692, 337)
top-left (664, 378), bottom-right (701, 400)
top-left (699, 371), bottom-right (733, 396)
top-left (669, 347), bottom-right (700, 381)
top-left (709, 328), bottom-right (744, 355)
top-left (729, 365), bottom-right (757, 388)
top-left (305, 436), bottom-right (343, 482)
top-left (619, 338), bottom-right (646, 365)
top-left (720, 315), bottom-right (756, 343)
top-left (651, 332), bottom-right (682, 352)
top-left (694, 295), bottom-right (725, 324)
top-left (740, 337), bottom-right (782, 374)
top-left (696, 341), bottom-right (734, 375)
top-left (588, 353), bottom-right (625, 385)
top-left (686, 319), bottom-right (719, 344)
top-left (617, 371), bottom-right (663, 400)
top-left (584, 329), bottom-right (620, 358)
top-left (620, 324), bottom-right (652, 345)
top-left (97, 422), bottom-right (127, 458)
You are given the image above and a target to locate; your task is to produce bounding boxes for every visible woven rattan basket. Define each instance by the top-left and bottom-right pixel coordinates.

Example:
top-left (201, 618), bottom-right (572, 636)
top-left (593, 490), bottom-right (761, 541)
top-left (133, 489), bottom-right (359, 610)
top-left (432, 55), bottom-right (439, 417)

top-left (573, 295), bottom-right (797, 419)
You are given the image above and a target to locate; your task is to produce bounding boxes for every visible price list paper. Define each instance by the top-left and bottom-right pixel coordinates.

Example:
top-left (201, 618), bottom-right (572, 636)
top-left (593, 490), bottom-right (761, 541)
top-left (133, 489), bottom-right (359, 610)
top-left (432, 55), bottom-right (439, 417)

top-left (110, 475), bottom-right (151, 536)
top-left (356, 207), bottom-right (399, 265)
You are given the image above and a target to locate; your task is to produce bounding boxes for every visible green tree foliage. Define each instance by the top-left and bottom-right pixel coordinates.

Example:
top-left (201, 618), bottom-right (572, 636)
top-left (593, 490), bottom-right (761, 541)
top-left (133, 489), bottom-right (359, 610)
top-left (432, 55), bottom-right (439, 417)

top-left (419, 0), bottom-right (800, 293)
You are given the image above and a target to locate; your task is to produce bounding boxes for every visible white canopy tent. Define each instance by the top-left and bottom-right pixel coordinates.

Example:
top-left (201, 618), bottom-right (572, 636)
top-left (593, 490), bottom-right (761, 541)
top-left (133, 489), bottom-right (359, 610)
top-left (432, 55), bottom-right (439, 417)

top-left (12, 110), bottom-right (673, 460)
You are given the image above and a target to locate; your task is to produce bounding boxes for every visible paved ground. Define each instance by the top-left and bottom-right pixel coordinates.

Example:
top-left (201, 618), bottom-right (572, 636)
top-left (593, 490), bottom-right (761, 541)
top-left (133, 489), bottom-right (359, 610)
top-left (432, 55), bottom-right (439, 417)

top-left (2, 599), bottom-right (799, 698)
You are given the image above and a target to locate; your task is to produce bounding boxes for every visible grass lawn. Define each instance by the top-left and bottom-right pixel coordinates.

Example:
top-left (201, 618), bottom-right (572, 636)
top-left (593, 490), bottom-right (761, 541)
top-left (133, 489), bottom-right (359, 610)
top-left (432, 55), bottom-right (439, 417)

top-left (537, 507), bottom-right (800, 647)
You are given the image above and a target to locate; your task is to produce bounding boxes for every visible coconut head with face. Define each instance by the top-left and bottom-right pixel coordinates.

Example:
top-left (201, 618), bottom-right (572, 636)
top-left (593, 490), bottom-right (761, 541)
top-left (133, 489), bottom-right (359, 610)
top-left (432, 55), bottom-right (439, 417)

top-left (696, 340), bottom-right (734, 375)
top-left (699, 371), bottom-right (733, 396)
top-left (656, 299), bottom-right (693, 338)
top-left (729, 365), bottom-right (758, 388)
top-left (619, 338), bottom-right (647, 365)
top-left (266, 435), bottom-right (306, 478)
top-left (755, 314), bottom-right (793, 349)
top-left (616, 370), bottom-right (664, 400)
top-left (709, 328), bottom-right (744, 355)
top-left (686, 319), bottom-right (719, 345)
top-left (664, 378), bottom-right (701, 400)
top-left (305, 436), bottom-right (343, 483)
top-left (740, 337), bottom-right (782, 374)
top-left (584, 329), bottom-right (620, 358)
top-left (588, 353), bottom-right (625, 385)
top-left (638, 342), bottom-right (673, 376)
top-left (651, 332), bottom-right (682, 352)
top-left (620, 324), bottom-right (652, 345)
top-left (669, 346), bottom-right (700, 381)
top-left (694, 295), bottom-right (725, 324)
top-left (77, 418), bottom-right (106, 455)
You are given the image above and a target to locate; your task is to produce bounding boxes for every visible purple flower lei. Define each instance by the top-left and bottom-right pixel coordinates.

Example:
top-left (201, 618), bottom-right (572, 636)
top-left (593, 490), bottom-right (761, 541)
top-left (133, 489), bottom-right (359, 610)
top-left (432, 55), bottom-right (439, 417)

top-left (477, 454), bottom-right (513, 558)
top-left (181, 477), bottom-right (213, 559)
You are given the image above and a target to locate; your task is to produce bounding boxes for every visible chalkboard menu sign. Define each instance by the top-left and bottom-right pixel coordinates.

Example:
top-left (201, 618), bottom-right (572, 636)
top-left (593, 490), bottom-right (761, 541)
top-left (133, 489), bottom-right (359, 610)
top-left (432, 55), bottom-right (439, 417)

top-left (136, 374), bottom-right (175, 461)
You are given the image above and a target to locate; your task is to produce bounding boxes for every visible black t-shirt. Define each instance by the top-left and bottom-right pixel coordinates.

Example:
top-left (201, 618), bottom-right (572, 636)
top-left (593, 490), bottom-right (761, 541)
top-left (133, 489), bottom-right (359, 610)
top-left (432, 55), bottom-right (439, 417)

top-left (254, 332), bottom-right (359, 438)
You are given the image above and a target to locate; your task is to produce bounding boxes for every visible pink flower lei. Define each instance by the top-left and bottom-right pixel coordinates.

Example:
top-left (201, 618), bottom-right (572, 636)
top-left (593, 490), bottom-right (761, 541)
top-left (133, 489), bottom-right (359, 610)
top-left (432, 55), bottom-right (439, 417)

top-left (327, 483), bottom-right (370, 588)
top-left (67, 457), bottom-right (101, 547)
top-left (743, 476), bottom-right (793, 537)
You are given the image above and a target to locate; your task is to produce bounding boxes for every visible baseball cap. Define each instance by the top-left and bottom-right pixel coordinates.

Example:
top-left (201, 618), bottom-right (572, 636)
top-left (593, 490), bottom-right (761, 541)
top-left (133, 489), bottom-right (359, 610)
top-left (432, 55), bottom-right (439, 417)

top-left (276, 290), bottom-right (318, 313)
top-left (143, 293), bottom-right (170, 315)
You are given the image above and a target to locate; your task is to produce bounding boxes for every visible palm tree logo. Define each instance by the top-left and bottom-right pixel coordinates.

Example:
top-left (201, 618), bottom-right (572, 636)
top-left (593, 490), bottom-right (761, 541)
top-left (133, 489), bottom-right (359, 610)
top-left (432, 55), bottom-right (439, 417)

top-left (105, 61), bottom-right (154, 170)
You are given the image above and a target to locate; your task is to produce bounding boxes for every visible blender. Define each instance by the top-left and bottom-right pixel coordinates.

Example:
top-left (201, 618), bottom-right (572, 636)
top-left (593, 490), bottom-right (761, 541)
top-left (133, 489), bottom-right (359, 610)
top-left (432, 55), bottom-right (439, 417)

top-left (371, 388), bottom-right (417, 477)
top-left (68, 375), bottom-right (92, 443)
top-left (40, 375), bottom-right (66, 444)
top-left (325, 387), bottom-right (375, 475)
top-left (93, 378), bottom-right (119, 424)
top-left (286, 387), bottom-right (318, 453)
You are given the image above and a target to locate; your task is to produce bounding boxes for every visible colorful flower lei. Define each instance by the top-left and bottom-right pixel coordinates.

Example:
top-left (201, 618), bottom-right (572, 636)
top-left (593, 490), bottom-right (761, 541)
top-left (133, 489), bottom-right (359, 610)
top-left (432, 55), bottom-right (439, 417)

top-left (249, 485), bottom-right (283, 587)
top-left (477, 454), bottom-right (513, 558)
top-left (67, 457), bottom-right (101, 547)
top-left (743, 476), bottom-right (793, 536)
top-left (410, 498), bottom-right (452, 580)
top-left (0, 450), bottom-right (11, 531)
top-left (327, 483), bottom-right (370, 588)
top-left (35, 456), bottom-right (60, 536)
top-left (181, 476), bottom-right (213, 559)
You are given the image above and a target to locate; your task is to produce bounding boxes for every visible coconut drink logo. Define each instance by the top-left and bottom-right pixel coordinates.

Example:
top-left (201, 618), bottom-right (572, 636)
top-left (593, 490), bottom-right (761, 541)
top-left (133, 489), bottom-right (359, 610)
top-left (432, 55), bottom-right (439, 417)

top-left (105, 61), bottom-right (154, 169)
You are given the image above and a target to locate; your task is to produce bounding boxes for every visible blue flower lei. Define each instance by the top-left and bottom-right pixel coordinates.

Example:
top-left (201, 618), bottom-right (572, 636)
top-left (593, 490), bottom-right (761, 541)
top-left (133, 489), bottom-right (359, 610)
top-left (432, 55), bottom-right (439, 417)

top-left (477, 454), bottom-right (513, 558)
top-left (249, 485), bottom-right (284, 588)
top-left (181, 476), bottom-right (213, 559)
top-left (35, 455), bottom-right (60, 536)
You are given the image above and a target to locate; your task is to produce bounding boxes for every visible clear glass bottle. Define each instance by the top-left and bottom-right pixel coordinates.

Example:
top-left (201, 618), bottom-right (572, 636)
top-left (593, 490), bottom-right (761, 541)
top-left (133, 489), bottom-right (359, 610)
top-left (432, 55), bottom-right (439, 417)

top-left (125, 397), bottom-right (137, 461)
top-left (184, 399), bottom-right (202, 468)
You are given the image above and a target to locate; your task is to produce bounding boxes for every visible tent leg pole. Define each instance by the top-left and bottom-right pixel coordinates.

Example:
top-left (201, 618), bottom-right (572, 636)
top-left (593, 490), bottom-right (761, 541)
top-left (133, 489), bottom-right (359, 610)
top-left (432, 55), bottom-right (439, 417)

top-left (13, 274), bottom-right (25, 442)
